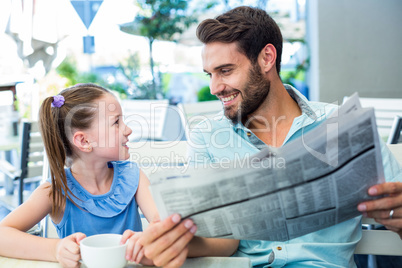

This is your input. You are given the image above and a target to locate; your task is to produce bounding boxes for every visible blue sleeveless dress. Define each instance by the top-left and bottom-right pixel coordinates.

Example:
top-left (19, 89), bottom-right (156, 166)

top-left (51, 161), bottom-right (142, 238)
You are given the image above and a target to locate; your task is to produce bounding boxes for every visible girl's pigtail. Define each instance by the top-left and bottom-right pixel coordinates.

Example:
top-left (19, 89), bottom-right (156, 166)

top-left (39, 96), bottom-right (68, 216)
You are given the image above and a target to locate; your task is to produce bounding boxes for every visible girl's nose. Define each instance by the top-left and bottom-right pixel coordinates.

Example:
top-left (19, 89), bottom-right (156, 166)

top-left (123, 122), bottom-right (132, 136)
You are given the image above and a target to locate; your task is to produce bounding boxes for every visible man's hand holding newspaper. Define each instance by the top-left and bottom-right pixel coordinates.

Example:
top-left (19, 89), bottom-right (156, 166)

top-left (148, 94), bottom-right (385, 241)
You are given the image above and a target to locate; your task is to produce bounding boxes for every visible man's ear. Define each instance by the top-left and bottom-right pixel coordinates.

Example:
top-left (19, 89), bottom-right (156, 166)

top-left (72, 131), bottom-right (92, 152)
top-left (259, 44), bottom-right (277, 73)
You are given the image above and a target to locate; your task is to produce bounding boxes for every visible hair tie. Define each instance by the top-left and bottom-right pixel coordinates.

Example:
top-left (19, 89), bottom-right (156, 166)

top-left (51, 95), bottom-right (65, 108)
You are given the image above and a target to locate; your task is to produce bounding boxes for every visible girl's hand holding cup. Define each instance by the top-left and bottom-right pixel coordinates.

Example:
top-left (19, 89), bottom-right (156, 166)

top-left (55, 232), bottom-right (86, 268)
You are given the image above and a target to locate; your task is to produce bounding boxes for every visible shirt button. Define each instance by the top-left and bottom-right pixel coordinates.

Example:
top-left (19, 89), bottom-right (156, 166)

top-left (246, 132), bottom-right (251, 136)
top-left (277, 246), bottom-right (282, 251)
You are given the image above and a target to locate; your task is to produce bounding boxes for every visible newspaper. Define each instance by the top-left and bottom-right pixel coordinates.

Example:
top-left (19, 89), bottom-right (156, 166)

top-left (148, 94), bottom-right (385, 241)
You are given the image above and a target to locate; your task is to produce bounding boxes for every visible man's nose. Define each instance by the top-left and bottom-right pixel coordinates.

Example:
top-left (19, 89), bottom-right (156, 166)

top-left (209, 76), bottom-right (225, 96)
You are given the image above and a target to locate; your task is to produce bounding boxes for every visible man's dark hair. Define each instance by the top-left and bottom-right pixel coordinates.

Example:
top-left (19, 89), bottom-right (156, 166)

top-left (196, 6), bottom-right (283, 74)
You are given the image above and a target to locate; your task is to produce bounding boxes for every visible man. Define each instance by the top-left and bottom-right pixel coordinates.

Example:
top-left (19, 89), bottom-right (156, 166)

top-left (139, 6), bottom-right (402, 267)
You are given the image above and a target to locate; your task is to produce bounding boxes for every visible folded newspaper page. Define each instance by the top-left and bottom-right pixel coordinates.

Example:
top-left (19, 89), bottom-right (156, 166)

top-left (148, 94), bottom-right (385, 241)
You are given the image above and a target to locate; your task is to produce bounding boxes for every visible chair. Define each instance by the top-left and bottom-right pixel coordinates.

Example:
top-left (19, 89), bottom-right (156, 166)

top-left (177, 100), bottom-right (222, 139)
top-left (0, 104), bottom-right (18, 137)
top-left (121, 99), bottom-right (169, 141)
top-left (387, 144), bottom-right (402, 164)
top-left (355, 143), bottom-right (402, 257)
top-left (355, 220), bottom-right (402, 256)
top-left (37, 152), bottom-right (59, 239)
top-left (358, 97), bottom-right (402, 140)
top-left (0, 120), bottom-right (45, 209)
top-left (387, 116), bottom-right (402, 144)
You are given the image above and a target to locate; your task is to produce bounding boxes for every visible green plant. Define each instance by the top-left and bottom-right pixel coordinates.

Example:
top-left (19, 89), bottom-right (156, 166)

top-left (197, 85), bottom-right (218, 102)
top-left (129, 81), bottom-right (163, 99)
top-left (119, 0), bottom-right (216, 99)
top-left (56, 56), bottom-right (127, 98)
top-left (56, 56), bottom-right (78, 86)
top-left (280, 58), bottom-right (308, 88)
top-left (118, 52), bottom-right (163, 99)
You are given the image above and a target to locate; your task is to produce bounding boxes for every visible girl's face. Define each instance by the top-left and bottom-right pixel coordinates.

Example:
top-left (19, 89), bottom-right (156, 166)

top-left (86, 94), bottom-right (132, 161)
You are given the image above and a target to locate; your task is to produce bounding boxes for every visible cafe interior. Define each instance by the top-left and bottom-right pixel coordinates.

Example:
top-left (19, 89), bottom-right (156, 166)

top-left (0, 0), bottom-right (401, 267)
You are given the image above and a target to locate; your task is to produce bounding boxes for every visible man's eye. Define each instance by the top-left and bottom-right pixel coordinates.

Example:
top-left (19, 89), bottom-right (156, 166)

top-left (221, 69), bottom-right (231, 74)
top-left (205, 73), bottom-right (212, 78)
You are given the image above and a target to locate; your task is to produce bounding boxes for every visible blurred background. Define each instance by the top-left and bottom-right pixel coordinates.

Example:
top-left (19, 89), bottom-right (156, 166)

top-left (0, 0), bottom-right (401, 122)
top-left (0, 0), bottom-right (309, 120)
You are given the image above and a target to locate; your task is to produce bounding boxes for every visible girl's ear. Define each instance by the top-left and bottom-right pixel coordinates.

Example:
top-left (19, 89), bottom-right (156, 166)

top-left (259, 43), bottom-right (277, 74)
top-left (72, 131), bottom-right (92, 152)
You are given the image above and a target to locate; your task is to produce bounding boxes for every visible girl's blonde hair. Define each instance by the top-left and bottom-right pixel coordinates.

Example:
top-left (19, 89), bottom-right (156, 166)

top-left (39, 83), bottom-right (111, 215)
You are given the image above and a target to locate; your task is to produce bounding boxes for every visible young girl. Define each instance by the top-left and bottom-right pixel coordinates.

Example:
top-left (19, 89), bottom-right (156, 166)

top-left (0, 83), bottom-right (160, 266)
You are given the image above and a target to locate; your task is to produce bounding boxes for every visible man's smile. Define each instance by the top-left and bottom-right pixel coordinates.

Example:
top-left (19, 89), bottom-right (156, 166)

top-left (219, 92), bottom-right (240, 105)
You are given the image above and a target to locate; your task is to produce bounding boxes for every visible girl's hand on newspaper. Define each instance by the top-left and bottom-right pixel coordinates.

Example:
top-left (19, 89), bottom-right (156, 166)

top-left (138, 214), bottom-right (197, 268)
top-left (358, 182), bottom-right (402, 238)
top-left (121, 230), bottom-right (153, 265)
top-left (55, 232), bottom-right (86, 268)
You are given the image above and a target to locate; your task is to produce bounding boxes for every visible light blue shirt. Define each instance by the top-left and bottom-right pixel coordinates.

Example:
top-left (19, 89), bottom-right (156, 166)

top-left (187, 85), bottom-right (402, 267)
top-left (50, 161), bottom-right (143, 238)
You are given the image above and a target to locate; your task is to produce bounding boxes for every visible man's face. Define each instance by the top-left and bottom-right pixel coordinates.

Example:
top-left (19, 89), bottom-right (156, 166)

top-left (202, 42), bottom-right (270, 123)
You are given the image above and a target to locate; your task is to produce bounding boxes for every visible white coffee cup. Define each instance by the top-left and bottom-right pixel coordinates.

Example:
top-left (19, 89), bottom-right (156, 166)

top-left (80, 234), bottom-right (127, 268)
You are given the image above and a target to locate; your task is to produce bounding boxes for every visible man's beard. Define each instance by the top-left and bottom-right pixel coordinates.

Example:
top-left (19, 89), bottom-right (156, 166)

top-left (225, 64), bottom-right (271, 124)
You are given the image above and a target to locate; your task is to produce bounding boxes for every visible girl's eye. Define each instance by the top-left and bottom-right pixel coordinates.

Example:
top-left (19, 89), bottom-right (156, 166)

top-left (114, 119), bottom-right (119, 125)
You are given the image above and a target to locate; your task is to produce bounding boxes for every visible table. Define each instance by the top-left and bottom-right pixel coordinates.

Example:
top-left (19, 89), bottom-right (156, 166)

top-left (0, 256), bottom-right (251, 267)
